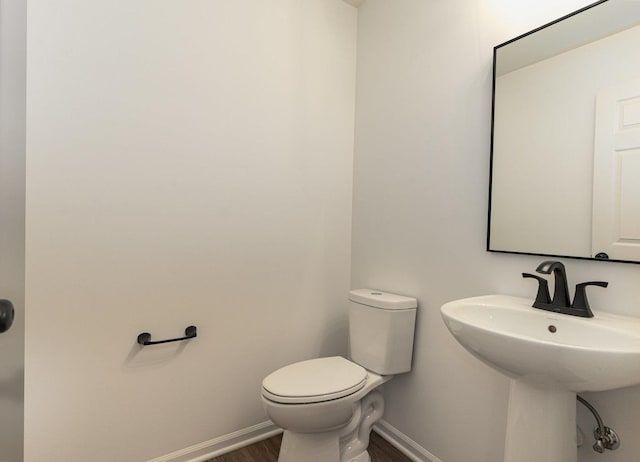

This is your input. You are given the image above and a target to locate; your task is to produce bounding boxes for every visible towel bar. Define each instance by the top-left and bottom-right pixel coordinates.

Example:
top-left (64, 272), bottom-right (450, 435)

top-left (137, 326), bottom-right (197, 346)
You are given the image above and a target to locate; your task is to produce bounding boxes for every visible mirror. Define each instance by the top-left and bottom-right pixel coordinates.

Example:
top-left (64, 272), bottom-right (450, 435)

top-left (488, 0), bottom-right (640, 263)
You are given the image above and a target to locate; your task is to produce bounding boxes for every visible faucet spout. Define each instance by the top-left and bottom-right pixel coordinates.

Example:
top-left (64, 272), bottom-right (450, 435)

top-left (525, 261), bottom-right (607, 317)
top-left (535, 260), bottom-right (570, 308)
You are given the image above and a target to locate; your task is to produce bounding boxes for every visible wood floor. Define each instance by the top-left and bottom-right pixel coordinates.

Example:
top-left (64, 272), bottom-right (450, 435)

top-left (209, 431), bottom-right (412, 462)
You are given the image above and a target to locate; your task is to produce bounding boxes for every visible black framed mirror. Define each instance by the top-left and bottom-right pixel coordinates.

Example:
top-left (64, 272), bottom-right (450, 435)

top-left (488, 0), bottom-right (640, 264)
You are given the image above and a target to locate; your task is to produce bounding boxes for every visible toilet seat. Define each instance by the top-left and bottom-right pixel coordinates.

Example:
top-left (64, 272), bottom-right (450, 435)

top-left (262, 356), bottom-right (367, 404)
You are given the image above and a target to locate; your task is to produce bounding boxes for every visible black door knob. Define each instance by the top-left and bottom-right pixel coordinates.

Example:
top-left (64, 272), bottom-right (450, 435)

top-left (0, 299), bottom-right (15, 333)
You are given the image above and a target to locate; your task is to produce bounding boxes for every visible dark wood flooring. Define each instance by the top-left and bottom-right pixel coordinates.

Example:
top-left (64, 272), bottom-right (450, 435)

top-left (209, 431), bottom-right (411, 462)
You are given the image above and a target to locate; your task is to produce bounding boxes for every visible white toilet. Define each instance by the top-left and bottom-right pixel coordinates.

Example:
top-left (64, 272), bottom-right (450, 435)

top-left (261, 289), bottom-right (418, 462)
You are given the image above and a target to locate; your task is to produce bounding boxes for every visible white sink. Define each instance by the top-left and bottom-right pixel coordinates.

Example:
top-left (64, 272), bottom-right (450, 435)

top-left (441, 294), bottom-right (640, 392)
top-left (441, 294), bottom-right (640, 462)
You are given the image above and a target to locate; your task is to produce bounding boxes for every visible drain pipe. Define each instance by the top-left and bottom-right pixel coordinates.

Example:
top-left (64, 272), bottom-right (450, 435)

top-left (577, 395), bottom-right (620, 453)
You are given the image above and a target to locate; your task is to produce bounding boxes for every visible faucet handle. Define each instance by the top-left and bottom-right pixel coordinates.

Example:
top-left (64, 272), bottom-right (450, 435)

top-left (571, 281), bottom-right (608, 317)
top-left (522, 273), bottom-right (551, 307)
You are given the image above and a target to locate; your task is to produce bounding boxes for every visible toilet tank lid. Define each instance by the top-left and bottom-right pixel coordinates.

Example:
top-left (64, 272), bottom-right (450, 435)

top-left (349, 289), bottom-right (417, 310)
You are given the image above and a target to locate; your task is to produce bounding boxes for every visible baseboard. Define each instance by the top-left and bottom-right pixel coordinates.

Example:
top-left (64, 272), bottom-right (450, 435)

top-left (373, 419), bottom-right (443, 462)
top-left (147, 421), bottom-right (283, 462)
top-left (148, 418), bottom-right (438, 462)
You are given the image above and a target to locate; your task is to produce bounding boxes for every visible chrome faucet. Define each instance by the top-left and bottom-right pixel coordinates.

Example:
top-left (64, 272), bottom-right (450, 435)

top-left (522, 260), bottom-right (608, 318)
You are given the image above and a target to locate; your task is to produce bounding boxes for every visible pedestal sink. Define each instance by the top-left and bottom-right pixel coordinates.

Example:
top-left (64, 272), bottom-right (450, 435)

top-left (441, 295), bottom-right (640, 462)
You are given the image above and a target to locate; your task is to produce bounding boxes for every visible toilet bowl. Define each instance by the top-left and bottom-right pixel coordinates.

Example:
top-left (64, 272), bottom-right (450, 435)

top-left (262, 357), bottom-right (391, 462)
top-left (261, 289), bottom-right (418, 462)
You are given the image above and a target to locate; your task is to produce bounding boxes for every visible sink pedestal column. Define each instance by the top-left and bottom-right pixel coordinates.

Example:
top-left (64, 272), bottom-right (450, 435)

top-left (503, 379), bottom-right (576, 462)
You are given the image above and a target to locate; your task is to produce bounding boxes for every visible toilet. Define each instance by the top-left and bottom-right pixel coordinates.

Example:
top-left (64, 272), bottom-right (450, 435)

top-left (261, 289), bottom-right (418, 462)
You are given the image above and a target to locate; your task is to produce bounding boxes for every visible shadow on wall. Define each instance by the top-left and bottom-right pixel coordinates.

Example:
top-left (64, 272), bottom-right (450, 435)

top-left (0, 368), bottom-right (24, 402)
top-left (123, 338), bottom-right (194, 369)
top-left (317, 320), bottom-right (349, 359)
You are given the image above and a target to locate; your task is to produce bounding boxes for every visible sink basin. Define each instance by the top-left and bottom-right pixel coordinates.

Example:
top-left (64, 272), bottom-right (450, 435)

top-left (441, 294), bottom-right (640, 462)
top-left (441, 294), bottom-right (640, 392)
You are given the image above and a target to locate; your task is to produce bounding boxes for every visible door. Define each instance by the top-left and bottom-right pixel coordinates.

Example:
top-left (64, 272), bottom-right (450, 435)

top-left (0, 0), bottom-right (26, 460)
top-left (592, 78), bottom-right (640, 260)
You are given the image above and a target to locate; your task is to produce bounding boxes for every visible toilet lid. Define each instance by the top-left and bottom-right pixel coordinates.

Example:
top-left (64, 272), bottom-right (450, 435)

top-left (262, 356), bottom-right (368, 404)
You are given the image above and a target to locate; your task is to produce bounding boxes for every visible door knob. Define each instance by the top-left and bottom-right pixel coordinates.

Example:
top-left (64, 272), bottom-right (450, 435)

top-left (0, 299), bottom-right (15, 333)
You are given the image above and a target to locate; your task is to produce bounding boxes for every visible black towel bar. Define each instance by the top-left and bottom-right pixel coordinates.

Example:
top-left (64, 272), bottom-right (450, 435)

top-left (137, 326), bottom-right (197, 346)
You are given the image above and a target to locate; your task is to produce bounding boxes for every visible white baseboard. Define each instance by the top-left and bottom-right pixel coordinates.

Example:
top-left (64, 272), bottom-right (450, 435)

top-left (147, 421), bottom-right (283, 462)
top-left (147, 418), bottom-right (439, 462)
top-left (373, 419), bottom-right (443, 462)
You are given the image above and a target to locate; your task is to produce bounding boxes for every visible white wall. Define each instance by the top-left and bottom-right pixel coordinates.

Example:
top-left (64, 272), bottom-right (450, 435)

top-left (21, 1), bottom-right (640, 461)
top-left (0, 0), bottom-right (26, 460)
top-left (352, 1), bottom-right (640, 461)
top-left (24, 1), bottom-right (356, 460)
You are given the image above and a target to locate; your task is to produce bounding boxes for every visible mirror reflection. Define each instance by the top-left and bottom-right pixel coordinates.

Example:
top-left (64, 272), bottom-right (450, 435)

top-left (489, 0), bottom-right (640, 263)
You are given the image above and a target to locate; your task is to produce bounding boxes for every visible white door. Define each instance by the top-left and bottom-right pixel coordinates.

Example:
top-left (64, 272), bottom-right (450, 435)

top-left (592, 78), bottom-right (640, 260)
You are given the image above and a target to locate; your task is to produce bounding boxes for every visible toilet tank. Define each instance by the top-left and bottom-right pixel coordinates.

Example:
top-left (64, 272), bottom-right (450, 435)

top-left (348, 289), bottom-right (418, 375)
